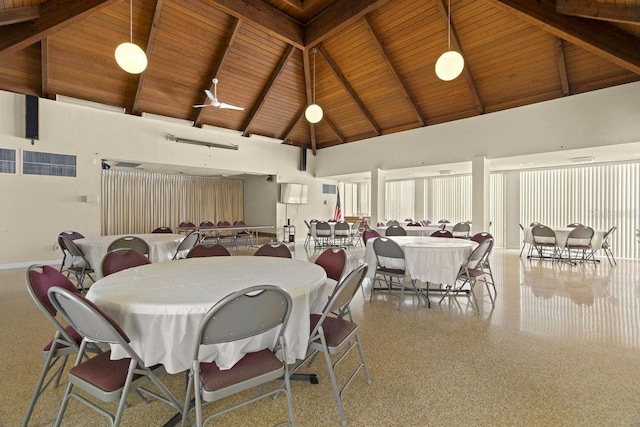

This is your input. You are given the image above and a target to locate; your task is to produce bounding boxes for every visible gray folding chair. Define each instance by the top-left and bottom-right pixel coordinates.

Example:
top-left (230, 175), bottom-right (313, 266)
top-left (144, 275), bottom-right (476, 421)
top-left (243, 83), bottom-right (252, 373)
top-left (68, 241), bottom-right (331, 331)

top-left (47, 287), bottom-right (183, 427)
top-left (107, 235), bottom-right (150, 256)
top-left (333, 222), bottom-right (351, 247)
top-left (564, 226), bottom-right (596, 265)
top-left (452, 222), bottom-right (471, 238)
top-left (531, 225), bottom-right (559, 260)
top-left (23, 265), bottom-right (102, 427)
top-left (59, 237), bottom-right (95, 291)
top-left (601, 226), bottom-right (617, 266)
top-left (57, 231), bottom-right (85, 272)
top-left (290, 264), bottom-right (371, 427)
top-left (173, 231), bottom-right (201, 260)
top-left (385, 219), bottom-right (399, 226)
top-left (385, 225), bottom-right (406, 236)
top-left (372, 237), bottom-right (424, 308)
top-left (314, 221), bottom-right (332, 246)
top-left (181, 285), bottom-right (296, 427)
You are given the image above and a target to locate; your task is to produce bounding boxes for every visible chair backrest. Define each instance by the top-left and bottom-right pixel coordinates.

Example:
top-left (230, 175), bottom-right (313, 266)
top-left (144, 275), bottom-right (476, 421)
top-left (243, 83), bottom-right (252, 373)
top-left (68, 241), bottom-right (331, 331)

top-left (186, 243), bottom-right (232, 258)
top-left (407, 222), bottom-right (422, 227)
top-left (217, 221), bottom-right (231, 227)
top-left (421, 220), bottom-right (431, 227)
top-left (602, 225), bottom-right (617, 246)
top-left (233, 220), bottom-right (247, 226)
top-left (315, 265), bottom-right (368, 331)
top-left (315, 221), bottom-right (331, 236)
top-left (567, 223), bottom-right (583, 228)
top-left (200, 221), bottom-right (215, 227)
top-left (470, 232), bottom-right (493, 244)
top-left (196, 285), bottom-right (292, 346)
top-left (531, 224), bottom-right (556, 241)
top-left (334, 222), bottom-right (351, 236)
top-left (152, 226), bottom-right (172, 233)
top-left (566, 225), bottom-right (594, 245)
top-left (173, 231), bottom-right (201, 259)
top-left (179, 221), bottom-right (196, 228)
top-left (431, 230), bottom-right (453, 238)
top-left (529, 222), bottom-right (541, 227)
top-left (377, 222), bottom-right (385, 227)
top-left (362, 229), bottom-right (380, 245)
top-left (58, 230), bottom-right (84, 242)
top-left (438, 219), bottom-right (450, 223)
top-left (304, 219), bottom-right (312, 230)
top-left (107, 236), bottom-right (149, 255)
top-left (48, 287), bottom-right (137, 355)
top-left (452, 222), bottom-right (470, 232)
top-left (386, 220), bottom-right (399, 226)
top-left (314, 248), bottom-right (347, 282)
top-left (101, 248), bottom-right (151, 277)
top-left (254, 242), bottom-right (292, 258)
top-left (462, 238), bottom-right (493, 270)
top-left (351, 220), bottom-right (362, 231)
top-left (59, 236), bottom-right (92, 265)
top-left (385, 225), bottom-right (407, 236)
top-left (373, 237), bottom-right (405, 270)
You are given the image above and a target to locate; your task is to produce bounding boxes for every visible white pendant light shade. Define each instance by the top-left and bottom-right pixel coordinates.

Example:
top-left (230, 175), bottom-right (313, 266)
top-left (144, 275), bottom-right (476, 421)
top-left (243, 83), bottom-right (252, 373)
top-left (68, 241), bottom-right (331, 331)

top-left (115, 42), bottom-right (148, 74)
top-left (305, 103), bottom-right (323, 124)
top-left (435, 50), bottom-right (464, 81)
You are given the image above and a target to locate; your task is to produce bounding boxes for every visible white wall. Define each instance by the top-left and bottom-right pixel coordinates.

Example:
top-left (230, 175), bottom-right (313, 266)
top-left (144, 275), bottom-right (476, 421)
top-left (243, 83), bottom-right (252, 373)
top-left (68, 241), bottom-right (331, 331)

top-left (0, 91), bottom-right (332, 266)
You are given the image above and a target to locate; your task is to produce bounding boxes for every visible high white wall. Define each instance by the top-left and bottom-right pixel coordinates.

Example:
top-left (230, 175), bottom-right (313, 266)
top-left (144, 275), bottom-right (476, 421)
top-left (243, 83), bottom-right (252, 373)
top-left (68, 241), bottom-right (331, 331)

top-left (0, 91), bottom-right (331, 266)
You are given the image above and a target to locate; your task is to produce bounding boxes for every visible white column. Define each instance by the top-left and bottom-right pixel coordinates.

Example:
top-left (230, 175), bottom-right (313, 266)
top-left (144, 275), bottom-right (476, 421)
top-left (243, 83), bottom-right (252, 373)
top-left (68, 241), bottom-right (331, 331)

top-left (370, 169), bottom-right (386, 225)
top-left (472, 157), bottom-right (490, 235)
top-left (505, 171), bottom-right (521, 249)
top-left (414, 179), bottom-right (425, 222)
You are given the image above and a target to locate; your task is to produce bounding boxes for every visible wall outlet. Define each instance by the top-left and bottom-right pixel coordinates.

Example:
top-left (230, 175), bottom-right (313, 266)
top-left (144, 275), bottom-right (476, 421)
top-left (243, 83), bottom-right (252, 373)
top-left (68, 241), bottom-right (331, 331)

top-left (53, 243), bottom-right (60, 250)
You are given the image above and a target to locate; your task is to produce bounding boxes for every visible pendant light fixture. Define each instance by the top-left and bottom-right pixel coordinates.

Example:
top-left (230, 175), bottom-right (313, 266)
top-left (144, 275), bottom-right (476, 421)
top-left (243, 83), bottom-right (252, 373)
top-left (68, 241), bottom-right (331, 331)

top-left (305, 48), bottom-right (323, 124)
top-left (435, 0), bottom-right (464, 81)
top-left (115, 0), bottom-right (147, 74)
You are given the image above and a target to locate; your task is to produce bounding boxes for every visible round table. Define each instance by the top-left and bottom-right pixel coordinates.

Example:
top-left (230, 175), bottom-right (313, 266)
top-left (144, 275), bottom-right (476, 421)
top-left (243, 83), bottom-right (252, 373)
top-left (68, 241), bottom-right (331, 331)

top-left (75, 233), bottom-right (184, 278)
top-left (85, 256), bottom-right (329, 374)
top-left (364, 236), bottom-right (478, 285)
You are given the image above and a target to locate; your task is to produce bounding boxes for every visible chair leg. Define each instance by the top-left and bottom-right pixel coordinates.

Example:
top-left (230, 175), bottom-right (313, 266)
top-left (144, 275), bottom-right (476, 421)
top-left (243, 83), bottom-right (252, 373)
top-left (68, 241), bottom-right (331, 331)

top-left (23, 351), bottom-right (68, 427)
top-left (320, 343), bottom-right (348, 427)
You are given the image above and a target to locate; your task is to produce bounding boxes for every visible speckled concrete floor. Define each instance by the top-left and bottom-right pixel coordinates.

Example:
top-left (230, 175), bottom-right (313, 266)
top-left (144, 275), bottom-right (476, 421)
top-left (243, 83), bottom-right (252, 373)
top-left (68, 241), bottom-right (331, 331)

top-left (2, 245), bottom-right (640, 426)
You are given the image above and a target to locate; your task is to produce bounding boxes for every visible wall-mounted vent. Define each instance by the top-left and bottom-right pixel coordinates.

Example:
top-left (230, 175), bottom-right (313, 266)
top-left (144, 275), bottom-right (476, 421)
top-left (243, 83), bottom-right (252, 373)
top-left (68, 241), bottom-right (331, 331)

top-left (323, 184), bottom-right (336, 194)
top-left (0, 148), bottom-right (16, 174)
top-left (113, 161), bottom-right (141, 168)
top-left (23, 151), bottom-right (76, 177)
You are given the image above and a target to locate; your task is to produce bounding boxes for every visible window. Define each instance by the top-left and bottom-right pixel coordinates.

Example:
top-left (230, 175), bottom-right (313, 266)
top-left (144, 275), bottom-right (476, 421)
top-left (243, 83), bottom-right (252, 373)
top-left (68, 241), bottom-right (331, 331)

top-left (385, 180), bottom-right (414, 221)
top-left (0, 148), bottom-right (16, 174)
top-left (323, 184), bottom-right (336, 194)
top-left (23, 151), bottom-right (76, 177)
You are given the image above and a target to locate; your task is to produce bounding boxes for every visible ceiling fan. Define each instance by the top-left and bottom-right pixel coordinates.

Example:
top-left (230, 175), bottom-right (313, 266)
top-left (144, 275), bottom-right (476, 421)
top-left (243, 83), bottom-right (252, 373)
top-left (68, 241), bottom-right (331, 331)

top-left (193, 78), bottom-right (244, 110)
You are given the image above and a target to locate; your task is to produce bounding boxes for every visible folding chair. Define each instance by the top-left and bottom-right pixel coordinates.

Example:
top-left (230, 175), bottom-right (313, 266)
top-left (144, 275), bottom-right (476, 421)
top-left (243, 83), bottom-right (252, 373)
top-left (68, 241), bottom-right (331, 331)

top-left (531, 224), bottom-right (559, 260)
top-left (601, 226), bottom-right (617, 266)
top-left (372, 237), bottom-right (424, 308)
top-left (152, 226), bottom-right (173, 233)
top-left (563, 226), bottom-right (596, 265)
top-left (361, 229), bottom-right (380, 245)
top-left (452, 222), bottom-right (471, 238)
top-left (439, 238), bottom-right (495, 314)
top-left (173, 231), bottom-right (201, 260)
top-left (233, 220), bottom-right (253, 249)
top-left (186, 243), bottom-right (231, 258)
top-left (431, 229), bottom-right (453, 238)
top-left (58, 237), bottom-right (95, 291)
top-left (47, 287), bottom-right (183, 427)
top-left (333, 222), bottom-right (351, 247)
top-left (291, 264), bottom-right (371, 427)
top-left (304, 220), bottom-right (313, 248)
top-left (181, 285), bottom-right (296, 427)
top-left (101, 248), bottom-right (150, 277)
top-left (314, 248), bottom-right (347, 286)
top-left (23, 265), bottom-right (102, 427)
top-left (254, 242), bottom-right (292, 258)
top-left (57, 231), bottom-right (84, 272)
top-left (385, 225), bottom-right (406, 236)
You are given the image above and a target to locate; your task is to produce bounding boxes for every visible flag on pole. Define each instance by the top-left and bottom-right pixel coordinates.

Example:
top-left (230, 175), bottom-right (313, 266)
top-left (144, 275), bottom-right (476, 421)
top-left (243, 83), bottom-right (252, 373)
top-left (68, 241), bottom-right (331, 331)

top-left (333, 189), bottom-right (342, 221)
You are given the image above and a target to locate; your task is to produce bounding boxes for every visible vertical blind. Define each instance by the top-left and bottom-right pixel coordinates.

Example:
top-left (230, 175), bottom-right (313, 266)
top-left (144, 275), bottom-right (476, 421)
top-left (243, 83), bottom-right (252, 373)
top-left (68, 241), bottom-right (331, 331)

top-left (385, 180), bottom-right (415, 221)
top-left (102, 170), bottom-right (243, 235)
top-left (520, 163), bottom-right (639, 259)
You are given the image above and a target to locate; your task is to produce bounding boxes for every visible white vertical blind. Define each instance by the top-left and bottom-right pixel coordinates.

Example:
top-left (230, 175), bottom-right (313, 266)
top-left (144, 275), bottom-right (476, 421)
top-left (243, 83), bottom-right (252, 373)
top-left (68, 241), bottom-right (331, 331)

top-left (358, 182), bottom-right (370, 216)
top-left (431, 175), bottom-right (472, 224)
top-left (385, 180), bottom-right (415, 220)
top-left (520, 163), bottom-right (639, 259)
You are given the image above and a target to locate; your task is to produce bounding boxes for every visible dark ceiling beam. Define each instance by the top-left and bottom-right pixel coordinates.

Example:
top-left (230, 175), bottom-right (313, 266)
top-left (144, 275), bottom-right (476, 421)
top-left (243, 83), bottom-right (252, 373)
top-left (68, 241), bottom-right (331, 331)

top-left (435, 0), bottom-right (485, 114)
top-left (317, 45), bottom-right (381, 136)
top-left (208, 0), bottom-right (304, 49)
top-left (132, 0), bottom-right (165, 115)
top-left (195, 18), bottom-right (241, 127)
top-left (282, 109), bottom-right (305, 145)
top-left (556, 0), bottom-right (640, 25)
top-left (482, 0), bottom-right (640, 75)
top-left (0, 0), bottom-right (122, 56)
top-left (0, 5), bottom-right (39, 26)
top-left (555, 38), bottom-right (570, 96)
top-left (323, 114), bottom-right (345, 144)
top-left (362, 15), bottom-right (426, 127)
top-left (305, 0), bottom-right (393, 47)
top-left (242, 45), bottom-right (296, 137)
top-left (41, 39), bottom-right (49, 99)
top-left (302, 47), bottom-right (317, 154)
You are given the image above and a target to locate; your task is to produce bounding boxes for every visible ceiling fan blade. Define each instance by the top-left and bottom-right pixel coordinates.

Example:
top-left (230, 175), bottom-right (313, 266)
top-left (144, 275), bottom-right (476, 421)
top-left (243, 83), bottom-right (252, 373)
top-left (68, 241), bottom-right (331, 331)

top-left (193, 104), bottom-right (209, 108)
top-left (219, 102), bottom-right (244, 111)
top-left (204, 89), bottom-right (216, 103)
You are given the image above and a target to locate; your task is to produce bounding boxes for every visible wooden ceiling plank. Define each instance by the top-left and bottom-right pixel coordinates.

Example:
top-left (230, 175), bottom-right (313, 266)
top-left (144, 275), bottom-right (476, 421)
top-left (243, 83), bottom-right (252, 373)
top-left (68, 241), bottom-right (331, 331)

top-left (556, 0), bottom-right (640, 25)
top-left (323, 114), bottom-right (345, 143)
top-left (132, 0), bottom-right (165, 115)
top-left (0, 0), bottom-right (122, 56)
top-left (195, 18), bottom-right (241, 126)
top-left (282, 0), bottom-right (304, 11)
top-left (302, 47), bottom-right (317, 154)
top-left (0, 5), bottom-right (38, 26)
top-left (317, 44), bottom-right (381, 136)
top-left (282, 108), bottom-right (305, 144)
top-left (310, 122), bottom-right (317, 154)
top-left (208, 0), bottom-right (304, 49)
top-left (362, 15), bottom-right (426, 127)
top-left (305, 0), bottom-right (393, 48)
top-left (40, 37), bottom-right (48, 98)
top-left (482, 0), bottom-right (640, 75)
top-left (435, 0), bottom-right (485, 114)
top-left (242, 44), bottom-right (295, 136)
top-left (555, 37), bottom-right (570, 96)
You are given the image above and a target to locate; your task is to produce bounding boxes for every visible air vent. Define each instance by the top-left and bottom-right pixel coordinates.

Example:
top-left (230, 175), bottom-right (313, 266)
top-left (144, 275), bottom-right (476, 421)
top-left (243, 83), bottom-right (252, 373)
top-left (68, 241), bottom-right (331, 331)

top-left (323, 184), bottom-right (336, 194)
top-left (113, 161), bottom-right (141, 168)
top-left (0, 148), bottom-right (16, 174)
top-left (23, 151), bottom-right (76, 177)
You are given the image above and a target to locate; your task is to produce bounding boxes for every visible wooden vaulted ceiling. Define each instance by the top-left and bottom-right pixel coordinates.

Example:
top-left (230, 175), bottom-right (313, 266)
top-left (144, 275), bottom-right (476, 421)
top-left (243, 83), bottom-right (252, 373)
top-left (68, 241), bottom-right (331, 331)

top-left (1, 0), bottom-right (639, 156)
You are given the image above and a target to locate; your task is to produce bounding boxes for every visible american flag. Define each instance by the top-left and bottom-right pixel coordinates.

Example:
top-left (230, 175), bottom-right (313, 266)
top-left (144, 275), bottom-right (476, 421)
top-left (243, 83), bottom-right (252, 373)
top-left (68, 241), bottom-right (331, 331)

top-left (333, 189), bottom-right (342, 221)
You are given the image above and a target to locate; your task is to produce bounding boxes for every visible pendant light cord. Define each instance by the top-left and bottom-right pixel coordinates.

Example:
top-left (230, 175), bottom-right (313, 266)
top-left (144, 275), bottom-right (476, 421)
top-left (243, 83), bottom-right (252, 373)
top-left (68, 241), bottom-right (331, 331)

top-left (447, 0), bottom-right (451, 51)
top-left (312, 48), bottom-right (317, 104)
top-left (129, 0), bottom-right (133, 44)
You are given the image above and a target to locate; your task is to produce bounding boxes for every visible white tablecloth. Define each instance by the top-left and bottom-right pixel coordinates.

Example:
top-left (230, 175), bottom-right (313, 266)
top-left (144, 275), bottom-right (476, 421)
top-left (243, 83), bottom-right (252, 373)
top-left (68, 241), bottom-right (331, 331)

top-left (85, 256), bottom-right (329, 374)
top-left (364, 236), bottom-right (478, 285)
top-left (75, 233), bottom-right (184, 279)
top-left (523, 227), bottom-right (605, 249)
